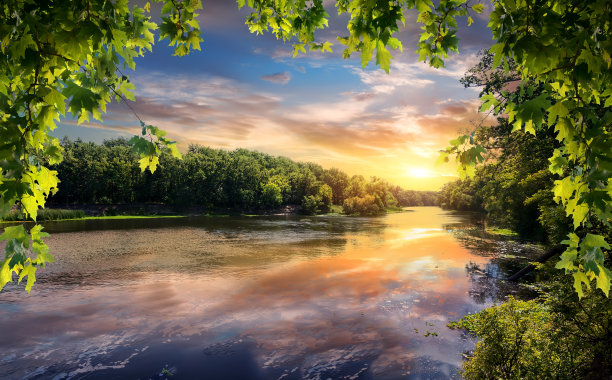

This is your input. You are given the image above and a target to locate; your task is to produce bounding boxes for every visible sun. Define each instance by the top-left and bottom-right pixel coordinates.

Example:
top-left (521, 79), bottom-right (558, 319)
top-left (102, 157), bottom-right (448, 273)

top-left (407, 167), bottom-right (435, 178)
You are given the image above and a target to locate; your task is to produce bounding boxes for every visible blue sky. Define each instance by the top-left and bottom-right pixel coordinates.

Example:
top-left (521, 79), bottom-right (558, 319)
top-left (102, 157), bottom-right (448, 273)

top-left (53, 1), bottom-right (495, 190)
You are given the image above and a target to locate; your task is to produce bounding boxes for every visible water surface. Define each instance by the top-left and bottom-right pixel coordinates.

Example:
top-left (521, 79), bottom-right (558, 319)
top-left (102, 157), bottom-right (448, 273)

top-left (0, 207), bottom-right (527, 379)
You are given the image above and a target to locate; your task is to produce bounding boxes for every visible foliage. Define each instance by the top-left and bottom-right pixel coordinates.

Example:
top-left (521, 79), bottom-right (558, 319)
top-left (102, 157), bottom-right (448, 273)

top-left (343, 195), bottom-right (384, 216)
top-left (450, 280), bottom-right (612, 378)
top-left (301, 195), bottom-right (323, 215)
top-left (0, 0), bottom-right (201, 292)
top-left (451, 297), bottom-right (563, 379)
top-left (437, 111), bottom-right (571, 242)
top-left (302, 183), bottom-right (334, 215)
top-left (436, 0), bottom-right (612, 297)
top-left (260, 182), bottom-right (283, 209)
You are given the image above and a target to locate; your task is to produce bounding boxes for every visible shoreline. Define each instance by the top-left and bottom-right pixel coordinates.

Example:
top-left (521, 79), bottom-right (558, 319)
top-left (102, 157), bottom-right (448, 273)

top-left (0, 204), bottom-right (418, 224)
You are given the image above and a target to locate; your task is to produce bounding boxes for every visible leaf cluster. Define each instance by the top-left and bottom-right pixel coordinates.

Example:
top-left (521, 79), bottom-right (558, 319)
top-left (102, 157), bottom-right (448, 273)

top-left (0, 0), bottom-right (202, 292)
top-left (439, 0), bottom-right (612, 297)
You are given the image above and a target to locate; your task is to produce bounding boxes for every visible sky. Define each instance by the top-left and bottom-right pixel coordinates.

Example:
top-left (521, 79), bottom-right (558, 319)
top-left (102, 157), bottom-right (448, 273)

top-left (53, 1), bottom-right (495, 191)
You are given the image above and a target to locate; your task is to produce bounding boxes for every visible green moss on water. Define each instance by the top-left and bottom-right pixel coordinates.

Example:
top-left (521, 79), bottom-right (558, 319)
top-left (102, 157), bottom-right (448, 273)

top-left (486, 227), bottom-right (519, 236)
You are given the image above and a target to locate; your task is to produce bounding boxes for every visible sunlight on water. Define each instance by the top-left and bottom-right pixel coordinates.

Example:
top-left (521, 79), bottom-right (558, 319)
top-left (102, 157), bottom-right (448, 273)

top-left (0, 207), bottom-right (520, 379)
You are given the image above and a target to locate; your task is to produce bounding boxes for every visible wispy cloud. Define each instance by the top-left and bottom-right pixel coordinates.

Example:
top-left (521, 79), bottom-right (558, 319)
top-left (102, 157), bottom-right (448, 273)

top-left (261, 72), bottom-right (292, 85)
top-left (60, 48), bottom-right (485, 190)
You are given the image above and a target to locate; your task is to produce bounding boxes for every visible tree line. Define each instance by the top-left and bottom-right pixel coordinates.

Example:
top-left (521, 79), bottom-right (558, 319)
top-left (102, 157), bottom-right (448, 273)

top-left (50, 138), bottom-right (437, 215)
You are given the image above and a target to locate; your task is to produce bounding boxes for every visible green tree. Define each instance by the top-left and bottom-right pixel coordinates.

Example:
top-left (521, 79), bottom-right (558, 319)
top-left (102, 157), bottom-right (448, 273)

top-left (321, 168), bottom-right (349, 205)
top-left (260, 182), bottom-right (283, 209)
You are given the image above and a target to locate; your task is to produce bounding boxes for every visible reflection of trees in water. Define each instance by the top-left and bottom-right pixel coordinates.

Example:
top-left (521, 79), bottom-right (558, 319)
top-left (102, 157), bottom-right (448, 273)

top-left (464, 261), bottom-right (537, 304)
top-left (450, 226), bottom-right (544, 303)
top-left (450, 227), bottom-right (542, 263)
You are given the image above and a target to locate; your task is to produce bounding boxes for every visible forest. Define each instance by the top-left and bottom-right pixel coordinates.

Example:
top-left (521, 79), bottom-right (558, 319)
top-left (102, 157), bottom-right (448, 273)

top-left (48, 138), bottom-right (437, 215)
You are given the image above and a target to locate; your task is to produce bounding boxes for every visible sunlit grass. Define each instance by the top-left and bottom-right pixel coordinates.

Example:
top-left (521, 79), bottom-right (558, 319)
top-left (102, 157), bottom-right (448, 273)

top-left (486, 227), bottom-right (518, 236)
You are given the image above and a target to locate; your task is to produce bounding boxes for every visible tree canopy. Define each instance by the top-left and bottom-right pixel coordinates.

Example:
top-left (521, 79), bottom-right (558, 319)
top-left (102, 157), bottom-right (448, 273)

top-left (1, 0), bottom-right (611, 296)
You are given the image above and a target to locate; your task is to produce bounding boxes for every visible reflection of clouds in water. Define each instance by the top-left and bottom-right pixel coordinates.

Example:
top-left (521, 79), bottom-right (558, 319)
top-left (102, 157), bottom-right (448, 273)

top-left (181, 234), bottom-right (480, 376)
top-left (0, 209), bottom-right (496, 378)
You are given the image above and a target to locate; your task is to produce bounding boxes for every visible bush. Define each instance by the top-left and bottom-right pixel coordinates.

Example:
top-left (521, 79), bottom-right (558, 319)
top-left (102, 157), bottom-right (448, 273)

top-left (260, 182), bottom-right (282, 209)
top-left (451, 297), bottom-right (564, 379)
top-left (301, 195), bottom-right (322, 215)
top-left (451, 282), bottom-right (612, 379)
top-left (318, 184), bottom-right (333, 213)
top-left (342, 195), bottom-right (384, 216)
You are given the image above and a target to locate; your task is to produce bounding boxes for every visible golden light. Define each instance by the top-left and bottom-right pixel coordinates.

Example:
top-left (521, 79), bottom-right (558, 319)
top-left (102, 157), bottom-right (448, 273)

top-left (407, 167), bottom-right (435, 178)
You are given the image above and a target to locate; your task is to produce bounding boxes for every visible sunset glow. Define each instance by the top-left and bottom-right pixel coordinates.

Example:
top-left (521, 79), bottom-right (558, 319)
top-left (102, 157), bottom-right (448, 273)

top-left (51, 1), bottom-right (492, 190)
top-left (407, 167), bottom-right (436, 178)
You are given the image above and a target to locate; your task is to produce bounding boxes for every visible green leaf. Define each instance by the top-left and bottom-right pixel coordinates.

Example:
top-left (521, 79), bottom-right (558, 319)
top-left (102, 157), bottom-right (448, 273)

top-left (479, 94), bottom-right (498, 112)
top-left (573, 272), bottom-right (590, 299)
top-left (581, 234), bottom-right (610, 251)
top-left (596, 265), bottom-right (612, 297)
top-left (0, 259), bottom-right (15, 290)
top-left (555, 247), bottom-right (577, 271)
top-left (376, 40), bottom-right (392, 73)
top-left (415, 0), bottom-right (433, 13)
top-left (548, 149), bottom-right (567, 176)
top-left (436, 151), bottom-right (450, 166)
top-left (472, 4), bottom-right (485, 13)
top-left (0, 225), bottom-right (28, 243)
top-left (547, 101), bottom-right (569, 126)
top-left (18, 264), bottom-right (36, 293)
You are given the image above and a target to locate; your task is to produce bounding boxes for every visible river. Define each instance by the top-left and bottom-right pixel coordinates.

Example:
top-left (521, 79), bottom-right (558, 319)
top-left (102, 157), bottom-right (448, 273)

top-left (0, 207), bottom-right (533, 379)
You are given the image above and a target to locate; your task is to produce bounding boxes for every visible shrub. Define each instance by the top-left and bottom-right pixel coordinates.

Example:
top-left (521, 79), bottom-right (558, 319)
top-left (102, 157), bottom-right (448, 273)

top-left (451, 282), bottom-right (612, 379)
top-left (318, 184), bottom-right (333, 213)
top-left (260, 182), bottom-right (283, 209)
top-left (342, 195), bottom-right (384, 216)
top-left (302, 195), bottom-right (322, 215)
top-left (451, 297), bottom-right (562, 379)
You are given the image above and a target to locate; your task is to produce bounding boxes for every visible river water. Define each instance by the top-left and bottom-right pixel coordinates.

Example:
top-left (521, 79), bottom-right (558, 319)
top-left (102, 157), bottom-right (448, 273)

top-left (0, 207), bottom-right (530, 379)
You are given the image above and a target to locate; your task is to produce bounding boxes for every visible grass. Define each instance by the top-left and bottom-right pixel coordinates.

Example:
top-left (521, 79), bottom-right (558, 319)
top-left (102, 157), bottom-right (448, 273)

top-left (1, 208), bottom-right (86, 222)
top-left (0, 209), bottom-right (186, 223)
top-left (486, 227), bottom-right (519, 236)
top-left (77, 215), bottom-right (185, 221)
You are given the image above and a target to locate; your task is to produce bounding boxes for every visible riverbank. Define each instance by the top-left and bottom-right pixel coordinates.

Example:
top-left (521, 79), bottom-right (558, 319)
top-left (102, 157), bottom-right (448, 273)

top-left (1, 204), bottom-right (414, 223)
top-left (0, 203), bottom-right (304, 223)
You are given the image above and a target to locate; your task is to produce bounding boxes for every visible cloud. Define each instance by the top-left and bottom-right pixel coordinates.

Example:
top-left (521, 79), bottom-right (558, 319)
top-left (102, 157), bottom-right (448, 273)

top-left (261, 72), bottom-right (292, 85)
top-left (352, 63), bottom-right (435, 94)
top-left (65, 42), bottom-right (486, 190)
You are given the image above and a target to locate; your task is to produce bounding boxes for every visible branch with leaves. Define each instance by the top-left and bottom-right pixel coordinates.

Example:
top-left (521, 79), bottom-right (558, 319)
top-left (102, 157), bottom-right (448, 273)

top-left (0, 0), bottom-right (201, 292)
